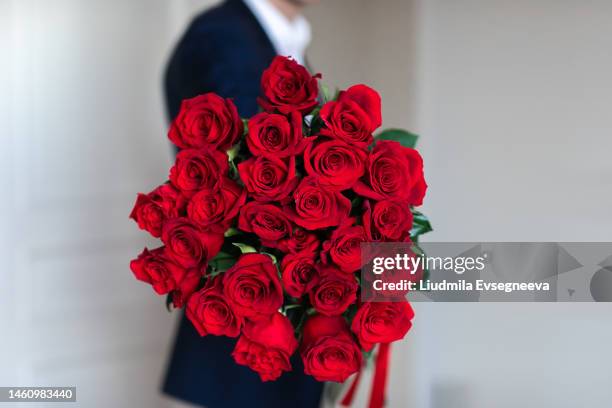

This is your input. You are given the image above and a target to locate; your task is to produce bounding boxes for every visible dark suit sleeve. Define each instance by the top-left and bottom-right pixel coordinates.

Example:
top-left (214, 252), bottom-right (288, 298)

top-left (164, 19), bottom-right (263, 122)
top-left (164, 21), bottom-right (214, 122)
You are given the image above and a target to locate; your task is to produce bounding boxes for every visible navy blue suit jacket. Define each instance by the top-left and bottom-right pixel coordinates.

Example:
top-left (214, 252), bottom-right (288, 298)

top-left (162, 1), bottom-right (324, 407)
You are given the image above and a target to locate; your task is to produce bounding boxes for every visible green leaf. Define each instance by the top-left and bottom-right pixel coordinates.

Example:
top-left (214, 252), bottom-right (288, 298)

top-left (321, 84), bottom-right (332, 103)
top-left (375, 128), bottom-right (419, 148)
top-left (283, 304), bottom-right (303, 312)
top-left (232, 243), bottom-right (257, 254)
top-left (260, 251), bottom-right (278, 265)
top-left (227, 143), bottom-right (241, 161)
top-left (224, 227), bottom-right (240, 238)
top-left (209, 251), bottom-right (237, 273)
top-left (241, 118), bottom-right (249, 135)
top-left (410, 210), bottom-right (433, 239)
top-left (332, 88), bottom-right (341, 101)
top-left (228, 160), bottom-right (238, 180)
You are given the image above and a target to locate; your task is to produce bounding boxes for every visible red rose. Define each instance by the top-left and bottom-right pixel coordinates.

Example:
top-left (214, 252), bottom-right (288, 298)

top-left (321, 223), bottom-right (368, 273)
top-left (246, 111), bottom-right (309, 158)
top-left (130, 247), bottom-right (201, 308)
top-left (130, 183), bottom-right (185, 237)
top-left (351, 301), bottom-right (415, 351)
top-left (238, 155), bottom-right (298, 203)
top-left (186, 276), bottom-right (243, 337)
top-left (238, 202), bottom-right (292, 246)
top-left (281, 253), bottom-right (319, 298)
top-left (223, 253), bottom-right (283, 319)
top-left (278, 228), bottom-right (320, 255)
top-left (301, 314), bottom-right (362, 382)
top-left (304, 139), bottom-right (367, 190)
top-left (187, 178), bottom-right (246, 233)
top-left (258, 56), bottom-right (319, 114)
top-left (168, 93), bottom-right (242, 150)
top-left (285, 176), bottom-right (351, 230)
top-left (354, 140), bottom-right (427, 205)
top-left (232, 312), bottom-right (298, 381)
top-left (161, 218), bottom-right (223, 268)
top-left (309, 266), bottom-right (358, 316)
top-left (361, 244), bottom-right (422, 301)
top-left (319, 84), bottom-right (382, 149)
top-left (169, 148), bottom-right (229, 196)
top-left (130, 246), bottom-right (189, 294)
top-left (363, 199), bottom-right (413, 241)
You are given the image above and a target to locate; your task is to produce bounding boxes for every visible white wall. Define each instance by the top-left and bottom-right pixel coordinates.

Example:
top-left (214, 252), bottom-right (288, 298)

top-left (418, 0), bottom-right (612, 242)
top-left (0, 0), bottom-right (18, 388)
top-left (1, 0), bottom-right (214, 406)
top-left (412, 1), bottom-right (612, 407)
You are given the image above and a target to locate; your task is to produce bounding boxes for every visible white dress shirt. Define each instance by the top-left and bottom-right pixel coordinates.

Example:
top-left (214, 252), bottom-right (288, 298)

top-left (242, 0), bottom-right (312, 64)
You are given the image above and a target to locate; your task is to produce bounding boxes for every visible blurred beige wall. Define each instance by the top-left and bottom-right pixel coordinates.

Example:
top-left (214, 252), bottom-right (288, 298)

top-left (413, 1), bottom-right (612, 407)
top-left (306, 0), bottom-right (419, 129)
top-left (1, 0), bottom-right (218, 406)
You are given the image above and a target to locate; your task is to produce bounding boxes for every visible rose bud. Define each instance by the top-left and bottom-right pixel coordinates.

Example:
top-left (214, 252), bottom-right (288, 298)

top-left (238, 202), bottom-right (292, 247)
top-left (321, 222), bottom-right (368, 273)
top-left (223, 253), bottom-right (283, 319)
top-left (246, 111), bottom-right (310, 158)
top-left (364, 199), bottom-right (413, 241)
top-left (351, 301), bottom-right (415, 351)
top-left (168, 93), bottom-right (243, 151)
top-left (187, 178), bottom-right (246, 233)
top-left (232, 312), bottom-right (298, 381)
top-left (130, 183), bottom-right (185, 238)
top-left (161, 217), bottom-right (224, 269)
top-left (238, 155), bottom-right (298, 203)
top-left (353, 140), bottom-right (427, 206)
top-left (300, 314), bottom-right (362, 382)
top-left (186, 276), bottom-right (243, 337)
top-left (281, 252), bottom-right (319, 298)
top-left (258, 56), bottom-right (319, 114)
top-left (169, 148), bottom-right (229, 197)
top-left (277, 227), bottom-right (320, 255)
top-left (304, 139), bottom-right (367, 191)
top-left (308, 266), bottom-right (358, 316)
top-left (319, 84), bottom-right (382, 149)
top-left (285, 176), bottom-right (351, 230)
top-left (130, 246), bottom-right (201, 308)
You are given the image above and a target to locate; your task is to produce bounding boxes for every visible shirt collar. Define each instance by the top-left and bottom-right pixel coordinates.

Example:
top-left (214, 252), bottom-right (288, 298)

top-left (242, 0), bottom-right (311, 64)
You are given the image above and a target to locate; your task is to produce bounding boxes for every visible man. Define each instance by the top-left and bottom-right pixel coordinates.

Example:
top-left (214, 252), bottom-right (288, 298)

top-left (165, 0), bottom-right (314, 120)
top-left (162, 1), bottom-right (323, 407)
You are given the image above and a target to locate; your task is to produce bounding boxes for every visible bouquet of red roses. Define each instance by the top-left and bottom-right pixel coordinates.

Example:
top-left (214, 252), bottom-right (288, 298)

top-left (130, 56), bottom-right (430, 386)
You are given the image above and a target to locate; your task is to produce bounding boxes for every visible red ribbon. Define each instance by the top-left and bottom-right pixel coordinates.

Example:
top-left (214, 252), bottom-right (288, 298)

top-left (340, 342), bottom-right (391, 408)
